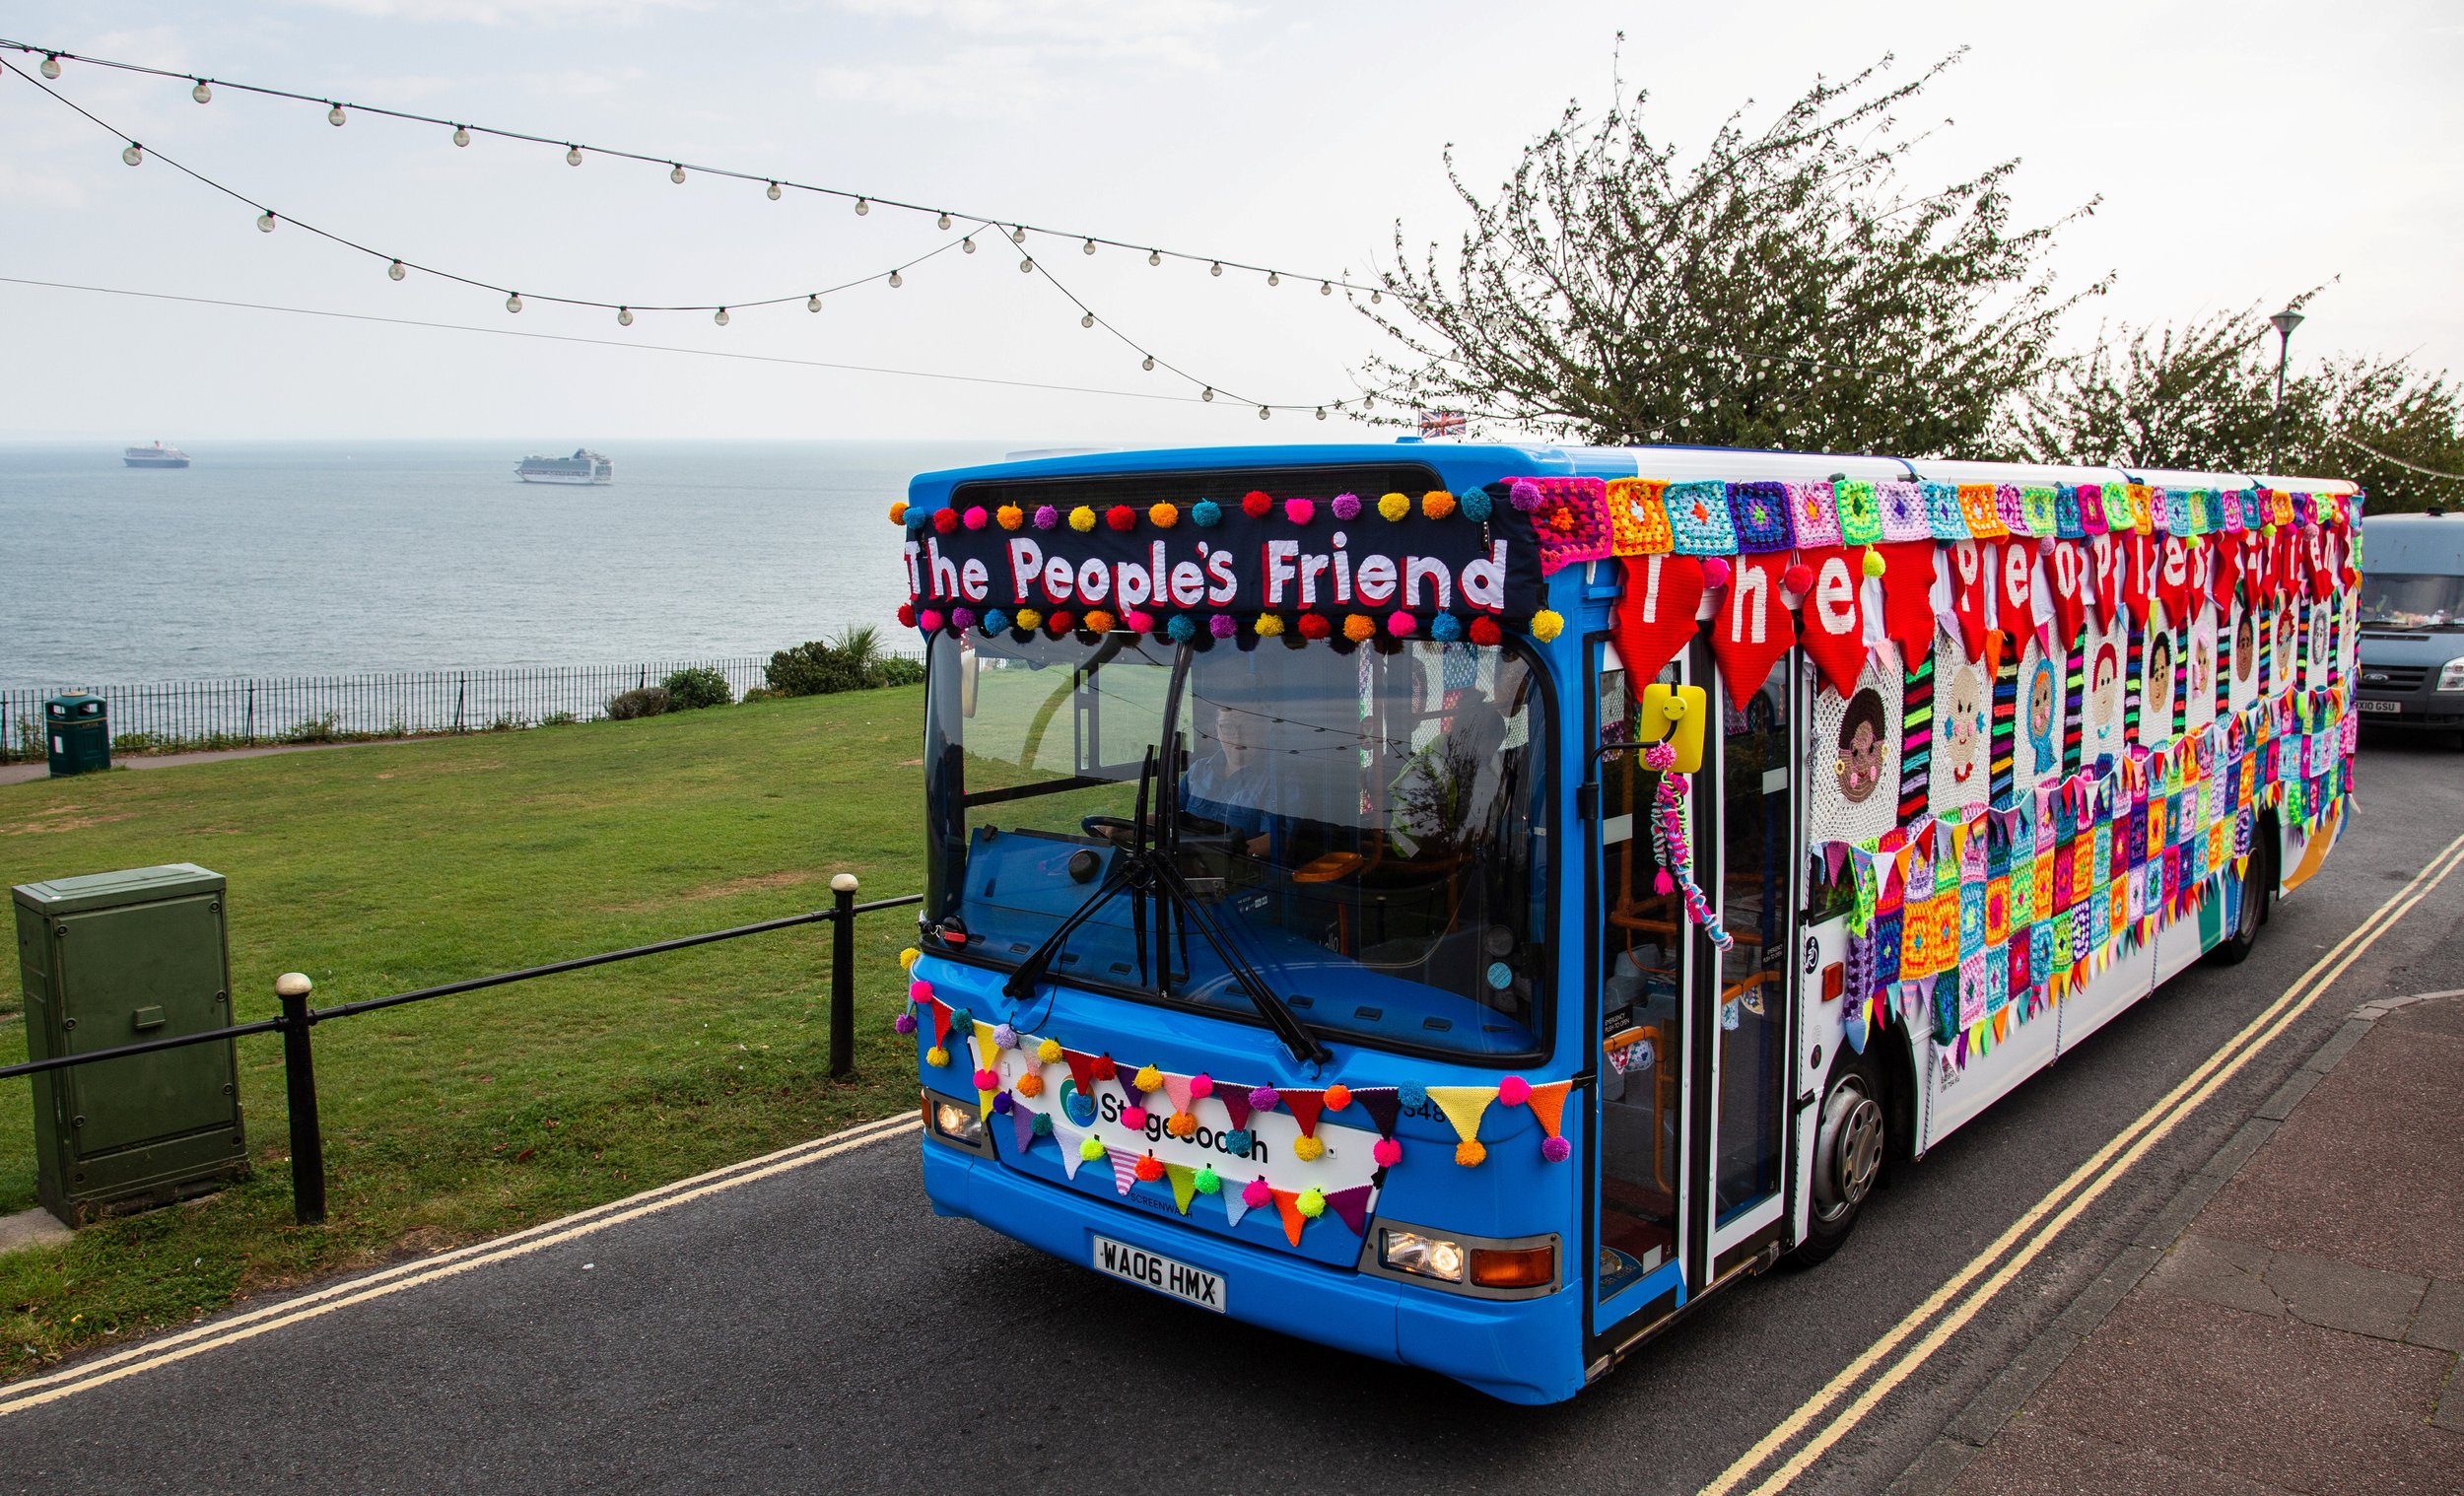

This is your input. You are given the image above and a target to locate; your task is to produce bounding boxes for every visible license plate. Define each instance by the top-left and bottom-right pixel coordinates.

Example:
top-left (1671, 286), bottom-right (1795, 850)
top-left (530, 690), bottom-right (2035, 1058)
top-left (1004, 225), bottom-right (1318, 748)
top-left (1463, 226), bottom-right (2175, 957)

top-left (2358, 699), bottom-right (2402, 714)
top-left (1090, 1234), bottom-right (1226, 1313)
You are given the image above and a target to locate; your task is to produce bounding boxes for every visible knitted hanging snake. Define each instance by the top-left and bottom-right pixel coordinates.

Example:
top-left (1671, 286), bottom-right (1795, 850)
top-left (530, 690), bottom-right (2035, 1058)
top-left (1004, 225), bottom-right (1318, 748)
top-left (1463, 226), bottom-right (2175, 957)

top-left (1646, 742), bottom-right (1735, 952)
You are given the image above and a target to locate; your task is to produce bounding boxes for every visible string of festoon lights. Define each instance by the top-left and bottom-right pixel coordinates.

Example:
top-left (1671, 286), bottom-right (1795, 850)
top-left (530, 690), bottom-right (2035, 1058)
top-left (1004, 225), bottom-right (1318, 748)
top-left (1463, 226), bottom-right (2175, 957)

top-left (2, 38), bottom-right (1403, 419)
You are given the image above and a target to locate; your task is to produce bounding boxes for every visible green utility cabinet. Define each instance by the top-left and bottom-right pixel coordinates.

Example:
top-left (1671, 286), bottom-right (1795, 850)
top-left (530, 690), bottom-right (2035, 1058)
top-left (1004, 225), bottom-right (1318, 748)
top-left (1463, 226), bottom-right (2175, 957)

top-left (12, 865), bottom-right (248, 1224)
top-left (43, 693), bottom-right (109, 778)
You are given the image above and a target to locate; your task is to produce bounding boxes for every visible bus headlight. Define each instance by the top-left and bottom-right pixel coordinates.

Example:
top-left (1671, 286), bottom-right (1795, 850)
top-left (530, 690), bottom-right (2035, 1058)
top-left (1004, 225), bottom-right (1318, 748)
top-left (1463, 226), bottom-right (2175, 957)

top-left (923, 1090), bottom-right (990, 1152)
top-left (2438, 657), bottom-right (2464, 692)
top-left (1381, 1230), bottom-right (1466, 1282)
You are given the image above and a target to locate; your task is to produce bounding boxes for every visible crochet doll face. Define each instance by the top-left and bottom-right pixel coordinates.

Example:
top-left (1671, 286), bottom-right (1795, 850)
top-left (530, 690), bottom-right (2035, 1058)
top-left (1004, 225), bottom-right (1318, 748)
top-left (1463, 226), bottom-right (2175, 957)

top-left (1834, 688), bottom-right (1888, 805)
top-left (1939, 662), bottom-right (1986, 787)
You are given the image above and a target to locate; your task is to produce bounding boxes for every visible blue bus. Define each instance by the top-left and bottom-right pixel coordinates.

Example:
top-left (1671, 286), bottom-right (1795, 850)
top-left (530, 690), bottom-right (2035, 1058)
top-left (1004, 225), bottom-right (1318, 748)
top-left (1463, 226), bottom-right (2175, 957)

top-left (892, 442), bottom-right (2360, 1402)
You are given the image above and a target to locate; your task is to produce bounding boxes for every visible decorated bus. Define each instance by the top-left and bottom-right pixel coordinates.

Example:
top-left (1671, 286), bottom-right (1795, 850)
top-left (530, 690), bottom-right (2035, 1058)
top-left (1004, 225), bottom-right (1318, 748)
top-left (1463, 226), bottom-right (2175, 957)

top-left (886, 442), bottom-right (2360, 1403)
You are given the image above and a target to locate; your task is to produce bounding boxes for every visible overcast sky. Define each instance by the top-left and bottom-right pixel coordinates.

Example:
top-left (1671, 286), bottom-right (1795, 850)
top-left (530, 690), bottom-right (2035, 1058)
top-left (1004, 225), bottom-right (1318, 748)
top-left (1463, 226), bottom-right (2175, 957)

top-left (2, 0), bottom-right (2457, 445)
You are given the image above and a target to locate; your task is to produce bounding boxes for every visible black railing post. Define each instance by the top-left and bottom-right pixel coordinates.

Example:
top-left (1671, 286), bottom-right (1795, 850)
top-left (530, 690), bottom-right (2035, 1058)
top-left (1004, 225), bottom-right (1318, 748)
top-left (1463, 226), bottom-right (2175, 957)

top-left (276, 973), bottom-right (327, 1226)
top-left (828, 874), bottom-right (858, 1079)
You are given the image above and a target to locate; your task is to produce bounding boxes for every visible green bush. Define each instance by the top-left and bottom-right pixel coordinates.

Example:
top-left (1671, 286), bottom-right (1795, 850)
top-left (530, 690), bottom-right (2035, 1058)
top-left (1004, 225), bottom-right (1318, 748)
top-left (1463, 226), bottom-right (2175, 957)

top-left (541, 711), bottom-right (581, 727)
top-left (606, 687), bottom-right (670, 720)
top-left (660, 667), bottom-right (734, 711)
top-left (766, 626), bottom-right (922, 697)
top-left (871, 654), bottom-right (925, 687)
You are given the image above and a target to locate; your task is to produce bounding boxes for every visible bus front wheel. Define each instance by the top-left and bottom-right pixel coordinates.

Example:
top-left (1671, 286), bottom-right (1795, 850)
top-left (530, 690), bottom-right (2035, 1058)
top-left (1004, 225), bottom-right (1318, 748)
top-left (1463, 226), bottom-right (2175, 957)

top-left (1790, 1049), bottom-right (1887, 1267)
top-left (2207, 824), bottom-right (2275, 968)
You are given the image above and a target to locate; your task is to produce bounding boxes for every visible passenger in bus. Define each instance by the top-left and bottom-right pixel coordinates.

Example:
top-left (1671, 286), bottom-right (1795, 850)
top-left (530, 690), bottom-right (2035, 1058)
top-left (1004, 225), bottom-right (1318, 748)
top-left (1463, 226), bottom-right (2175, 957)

top-left (1389, 701), bottom-right (1512, 859)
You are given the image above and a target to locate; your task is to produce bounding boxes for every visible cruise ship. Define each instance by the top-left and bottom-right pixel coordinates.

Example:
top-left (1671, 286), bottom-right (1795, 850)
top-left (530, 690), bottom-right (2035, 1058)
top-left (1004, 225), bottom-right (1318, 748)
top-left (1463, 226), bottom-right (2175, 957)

top-left (515, 448), bottom-right (613, 484)
top-left (122, 442), bottom-right (190, 468)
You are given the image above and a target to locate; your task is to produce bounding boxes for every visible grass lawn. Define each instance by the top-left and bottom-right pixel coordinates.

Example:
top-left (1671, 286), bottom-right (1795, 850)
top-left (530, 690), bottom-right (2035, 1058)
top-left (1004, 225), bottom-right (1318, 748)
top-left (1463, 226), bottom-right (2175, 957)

top-left (0, 689), bottom-right (928, 1374)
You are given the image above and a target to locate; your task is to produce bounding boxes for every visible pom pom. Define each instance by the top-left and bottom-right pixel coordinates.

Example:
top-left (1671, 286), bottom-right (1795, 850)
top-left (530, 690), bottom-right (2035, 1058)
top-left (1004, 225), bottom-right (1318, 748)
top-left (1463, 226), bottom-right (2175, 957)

top-left (1331, 492), bottom-right (1362, 520)
top-left (1323, 1083), bottom-right (1351, 1111)
top-left (1091, 1054), bottom-right (1118, 1081)
top-left (1398, 1083), bottom-right (1428, 1108)
top-left (1189, 1073), bottom-right (1213, 1099)
top-left (947, 1007), bottom-right (972, 1031)
top-left (1499, 1075), bottom-right (1532, 1107)
top-left (1036, 1037), bottom-right (1062, 1062)
top-left (1224, 1127), bottom-right (1255, 1156)
top-left (996, 504), bottom-right (1024, 531)
top-left (1083, 609), bottom-right (1117, 635)
top-left (1148, 502), bottom-right (1179, 528)
top-left (1080, 1135), bottom-right (1106, 1161)
top-left (1032, 1112), bottom-right (1053, 1137)
top-left (972, 1066), bottom-right (998, 1090)
top-left (1166, 1111), bottom-right (1198, 1138)
top-left (1783, 563), bottom-right (1814, 594)
top-left (1016, 1071), bottom-right (1045, 1098)
top-left (1292, 1134), bottom-right (1325, 1162)
top-left (1387, 611), bottom-right (1417, 638)
top-left (909, 979), bottom-right (933, 1003)
top-left (1242, 1177), bottom-right (1272, 1208)
top-left (1134, 1154), bottom-right (1164, 1183)
top-left (1540, 1135), bottom-right (1572, 1163)
top-left (931, 508), bottom-right (959, 534)
top-left (1372, 1136), bottom-right (1403, 1167)
top-left (1033, 504), bottom-right (1061, 530)
top-left (1285, 498), bottom-right (1316, 525)
top-left (1430, 614), bottom-right (1465, 643)
top-left (1208, 614), bottom-right (1238, 639)
top-left (1105, 504), bottom-right (1137, 532)
top-left (1012, 607), bottom-right (1042, 632)
top-left (1192, 500), bottom-right (1222, 527)
top-left (992, 1023), bottom-right (1017, 1049)
top-left (1460, 488), bottom-right (1493, 521)
top-left (906, 507), bottom-right (929, 532)
top-left (992, 1091), bottom-right (1013, 1115)
top-left (1455, 1139), bottom-right (1487, 1167)
top-left (962, 506), bottom-right (989, 531)
top-left (1468, 617), bottom-right (1502, 646)
top-left (1342, 614), bottom-right (1377, 643)
top-left (898, 947), bottom-right (921, 971)
top-left (1863, 548), bottom-right (1887, 578)
top-left (1047, 610), bottom-right (1076, 636)
top-left (1132, 1063), bottom-right (1164, 1093)
top-left (918, 609), bottom-right (944, 633)
top-left (1194, 1166), bottom-right (1221, 1194)
top-left (1378, 492), bottom-right (1410, 522)
top-left (1122, 1105), bottom-right (1149, 1130)
top-left (1654, 869), bottom-right (1675, 896)
top-left (1249, 1085), bottom-right (1280, 1112)
top-left (948, 607), bottom-right (977, 633)
top-left (1166, 615), bottom-right (1197, 643)
top-left (1296, 1187), bottom-right (1326, 1219)
top-left (924, 1046), bottom-right (950, 1068)
top-left (896, 603), bottom-right (916, 628)
top-left (1297, 613), bottom-right (1332, 640)
top-left (893, 1012), bottom-right (917, 1035)
top-left (1241, 489), bottom-right (1273, 518)
top-left (1701, 556), bottom-right (1732, 588)
top-left (1531, 609), bottom-right (1565, 643)
top-left (1068, 506), bottom-right (1097, 532)
top-left (1253, 613), bottom-right (1285, 638)
top-left (1422, 490), bottom-right (1457, 519)
top-left (889, 501), bottom-right (909, 524)
top-left (1509, 479), bottom-right (1543, 512)
top-left (1125, 609), bottom-right (1156, 635)
top-left (981, 610), bottom-right (1008, 636)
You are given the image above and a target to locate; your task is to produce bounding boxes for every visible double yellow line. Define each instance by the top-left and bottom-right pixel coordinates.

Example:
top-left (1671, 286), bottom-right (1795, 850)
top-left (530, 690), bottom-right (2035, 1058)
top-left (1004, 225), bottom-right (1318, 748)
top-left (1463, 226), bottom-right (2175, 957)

top-left (0, 1111), bottom-right (919, 1417)
top-left (1700, 828), bottom-right (2464, 1496)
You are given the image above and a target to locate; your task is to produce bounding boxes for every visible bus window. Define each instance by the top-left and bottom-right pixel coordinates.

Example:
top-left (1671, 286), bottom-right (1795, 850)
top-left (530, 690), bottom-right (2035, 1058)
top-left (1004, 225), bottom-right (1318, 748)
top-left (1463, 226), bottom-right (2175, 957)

top-left (1715, 674), bottom-right (1790, 1225)
top-left (1598, 659), bottom-right (1685, 1295)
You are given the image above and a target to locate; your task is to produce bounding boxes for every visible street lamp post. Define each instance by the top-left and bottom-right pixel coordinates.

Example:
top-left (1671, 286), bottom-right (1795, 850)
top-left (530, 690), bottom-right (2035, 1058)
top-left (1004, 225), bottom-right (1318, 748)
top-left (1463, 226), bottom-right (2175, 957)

top-left (2268, 307), bottom-right (2304, 473)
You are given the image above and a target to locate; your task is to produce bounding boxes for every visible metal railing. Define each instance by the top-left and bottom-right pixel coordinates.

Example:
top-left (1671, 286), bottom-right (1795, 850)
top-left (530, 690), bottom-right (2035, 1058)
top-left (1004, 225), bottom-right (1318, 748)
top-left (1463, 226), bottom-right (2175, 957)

top-left (0, 880), bottom-right (924, 1225)
top-left (0, 657), bottom-right (780, 761)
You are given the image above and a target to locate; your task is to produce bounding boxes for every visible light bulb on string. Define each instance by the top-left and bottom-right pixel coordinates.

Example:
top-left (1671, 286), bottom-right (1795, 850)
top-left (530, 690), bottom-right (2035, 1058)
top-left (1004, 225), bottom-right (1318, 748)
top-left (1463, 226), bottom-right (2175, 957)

top-left (1315, 407), bottom-right (1328, 421)
top-left (1018, 257), bottom-right (1033, 273)
top-left (888, 270), bottom-right (903, 288)
top-left (1320, 281), bottom-right (1332, 296)
top-left (1011, 226), bottom-right (1027, 244)
top-left (1141, 356), bottom-right (1155, 372)
top-left (191, 79), bottom-right (211, 103)
top-left (1371, 290), bottom-right (1381, 304)
top-left (714, 307), bottom-right (729, 326)
top-left (1201, 387), bottom-right (1215, 402)
top-left (40, 55), bottom-right (61, 80)
top-left (451, 125), bottom-right (470, 147)
top-left (1081, 238), bottom-right (1096, 256)
top-left (617, 306), bottom-right (633, 326)
top-left (806, 295), bottom-right (821, 312)
top-left (1258, 406), bottom-right (1271, 420)
top-left (1148, 250), bottom-right (1161, 267)
top-left (1080, 312), bottom-right (1094, 329)
top-left (566, 145), bottom-right (582, 166)
top-left (506, 293), bottom-right (522, 312)
top-left (327, 102), bottom-right (346, 126)
top-left (670, 164), bottom-right (686, 183)
top-left (387, 259), bottom-right (405, 281)
top-left (121, 143), bottom-right (141, 166)
top-left (1267, 272), bottom-right (1279, 287)
top-left (936, 212), bottom-right (951, 230)
top-left (962, 237), bottom-right (976, 254)
top-left (766, 181), bottom-right (781, 200)
top-left (855, 198), bottom-right (870, 215)
top-left (256, 210), bottom-right (276, 233)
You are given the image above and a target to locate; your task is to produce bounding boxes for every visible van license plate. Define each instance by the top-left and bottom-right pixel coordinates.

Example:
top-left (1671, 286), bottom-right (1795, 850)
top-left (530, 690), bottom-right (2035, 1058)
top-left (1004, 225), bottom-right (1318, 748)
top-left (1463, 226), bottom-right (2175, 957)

top-left (1091, 1235), bottom-right (1226, 1313)
top-left (2358, 700), bottom-right (2401, 714)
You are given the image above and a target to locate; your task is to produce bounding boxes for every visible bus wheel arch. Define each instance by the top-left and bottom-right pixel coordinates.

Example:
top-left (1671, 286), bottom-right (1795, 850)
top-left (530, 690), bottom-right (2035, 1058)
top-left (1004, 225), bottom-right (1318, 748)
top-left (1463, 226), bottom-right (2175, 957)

top-left (1788, 1039), bottom-right (1892, 1268)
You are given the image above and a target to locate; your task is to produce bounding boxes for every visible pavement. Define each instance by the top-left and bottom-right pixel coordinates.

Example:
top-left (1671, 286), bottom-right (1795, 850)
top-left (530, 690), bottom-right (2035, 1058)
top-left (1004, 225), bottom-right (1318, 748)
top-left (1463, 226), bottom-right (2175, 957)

top-left (0, 735), bottom-right (2455, 1495)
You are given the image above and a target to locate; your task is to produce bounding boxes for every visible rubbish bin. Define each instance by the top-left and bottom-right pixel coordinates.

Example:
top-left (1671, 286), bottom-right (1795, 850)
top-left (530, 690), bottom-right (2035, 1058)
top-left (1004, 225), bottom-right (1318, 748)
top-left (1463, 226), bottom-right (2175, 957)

top-left (11, 864), bottom-right (248, 1224)
top-left (45, 692), bottom-right (109, 777)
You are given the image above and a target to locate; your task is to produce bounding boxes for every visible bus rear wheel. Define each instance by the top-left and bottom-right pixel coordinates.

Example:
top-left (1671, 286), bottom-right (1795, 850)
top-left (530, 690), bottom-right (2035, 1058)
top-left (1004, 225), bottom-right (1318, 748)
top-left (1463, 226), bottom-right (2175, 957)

top-left (1790, 1050), bottom-right (1887, 1267)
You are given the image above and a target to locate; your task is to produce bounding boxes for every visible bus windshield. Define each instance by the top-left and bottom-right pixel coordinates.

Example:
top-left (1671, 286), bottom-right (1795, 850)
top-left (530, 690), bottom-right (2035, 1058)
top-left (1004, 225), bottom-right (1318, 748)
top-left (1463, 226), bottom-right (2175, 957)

top-left (924, 631), bottom-right (1548, 1060)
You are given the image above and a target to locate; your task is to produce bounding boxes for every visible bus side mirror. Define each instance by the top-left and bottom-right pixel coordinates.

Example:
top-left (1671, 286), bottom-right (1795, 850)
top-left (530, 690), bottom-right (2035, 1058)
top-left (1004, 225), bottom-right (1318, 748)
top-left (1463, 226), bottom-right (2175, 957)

top-left (1635, 683), bottom-right (1707, 774)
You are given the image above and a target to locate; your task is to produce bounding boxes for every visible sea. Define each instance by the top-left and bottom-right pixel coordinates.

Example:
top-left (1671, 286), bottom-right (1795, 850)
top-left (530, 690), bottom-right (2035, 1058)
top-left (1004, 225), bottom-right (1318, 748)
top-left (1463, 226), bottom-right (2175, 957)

top-left (0, 440), bottom-right (1026, 688)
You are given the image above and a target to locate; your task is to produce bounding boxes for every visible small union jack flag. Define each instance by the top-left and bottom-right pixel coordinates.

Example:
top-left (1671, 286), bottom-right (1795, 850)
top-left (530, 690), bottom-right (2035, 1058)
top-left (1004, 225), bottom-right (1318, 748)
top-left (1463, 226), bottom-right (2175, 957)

top-left (1416, 409), bottom-right (1467, 438)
